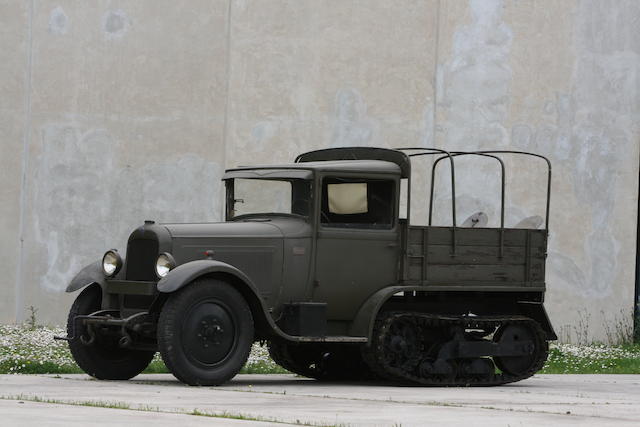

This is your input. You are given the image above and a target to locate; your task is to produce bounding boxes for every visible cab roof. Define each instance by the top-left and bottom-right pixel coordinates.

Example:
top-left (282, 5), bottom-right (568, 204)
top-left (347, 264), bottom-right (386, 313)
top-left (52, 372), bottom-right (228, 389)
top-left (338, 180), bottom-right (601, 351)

top-left (222, 160), bottom-right (401, 180)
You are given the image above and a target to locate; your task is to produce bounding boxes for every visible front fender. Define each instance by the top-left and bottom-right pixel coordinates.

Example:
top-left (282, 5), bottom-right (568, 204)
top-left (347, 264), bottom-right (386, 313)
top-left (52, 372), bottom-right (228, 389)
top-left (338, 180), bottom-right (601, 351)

top-left (157, 260), bottom-right (258, 294)
top-left (157, 260), bottom-right (291, 341)
top-left (66, 261), bottom-right (106, 293)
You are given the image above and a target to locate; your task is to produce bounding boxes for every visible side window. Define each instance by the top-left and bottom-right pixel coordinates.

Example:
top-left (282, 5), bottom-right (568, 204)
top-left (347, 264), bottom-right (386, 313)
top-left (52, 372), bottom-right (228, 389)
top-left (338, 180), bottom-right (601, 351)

top-left (321, 177), bottom-right (395, 229)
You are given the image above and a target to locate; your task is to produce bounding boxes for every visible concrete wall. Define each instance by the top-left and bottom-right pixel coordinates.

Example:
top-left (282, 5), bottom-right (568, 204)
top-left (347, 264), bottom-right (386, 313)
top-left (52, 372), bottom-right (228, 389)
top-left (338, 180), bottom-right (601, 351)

top-left (1, 0), bottom-right (638, 343)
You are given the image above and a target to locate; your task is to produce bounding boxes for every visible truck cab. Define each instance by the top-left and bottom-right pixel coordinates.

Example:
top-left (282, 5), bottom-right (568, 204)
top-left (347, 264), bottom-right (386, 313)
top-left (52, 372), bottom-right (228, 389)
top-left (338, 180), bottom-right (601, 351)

top-left (224, 159), bottom-right (402, 333)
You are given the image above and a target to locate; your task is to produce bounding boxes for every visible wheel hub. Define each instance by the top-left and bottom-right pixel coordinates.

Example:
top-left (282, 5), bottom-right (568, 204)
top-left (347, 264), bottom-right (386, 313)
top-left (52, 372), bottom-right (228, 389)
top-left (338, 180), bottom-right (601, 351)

top-left (197, 317), bottom-right (225, 347)
top-left (182, 302), bottom-right (236, 366)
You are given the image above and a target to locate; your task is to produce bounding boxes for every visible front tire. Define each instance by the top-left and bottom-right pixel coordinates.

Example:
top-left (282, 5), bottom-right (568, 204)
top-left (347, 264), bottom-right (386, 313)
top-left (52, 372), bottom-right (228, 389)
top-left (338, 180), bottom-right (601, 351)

top-left (67, 285), bottom-right (155, 380)
top-left (158, 279), bottom-right (254, 385)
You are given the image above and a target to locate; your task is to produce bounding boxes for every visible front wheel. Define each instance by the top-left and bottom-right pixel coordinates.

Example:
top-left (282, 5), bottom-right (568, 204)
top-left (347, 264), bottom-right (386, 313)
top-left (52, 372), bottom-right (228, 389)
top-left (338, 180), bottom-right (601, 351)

top-left (157, 279), bottom-right (254, 385)
top-left (67, 285), bottom-right (155, 380)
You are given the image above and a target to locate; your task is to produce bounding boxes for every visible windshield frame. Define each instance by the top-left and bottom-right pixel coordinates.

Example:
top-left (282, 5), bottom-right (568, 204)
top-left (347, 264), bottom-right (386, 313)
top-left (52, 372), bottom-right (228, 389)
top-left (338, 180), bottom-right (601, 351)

top-left (224, 175), bottom-right (313, 222)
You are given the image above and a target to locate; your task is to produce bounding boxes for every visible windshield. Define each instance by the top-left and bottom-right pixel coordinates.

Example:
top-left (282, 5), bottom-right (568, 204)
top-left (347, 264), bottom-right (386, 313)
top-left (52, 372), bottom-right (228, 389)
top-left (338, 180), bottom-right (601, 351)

top-left (227, 178), bottom-right (311, 220)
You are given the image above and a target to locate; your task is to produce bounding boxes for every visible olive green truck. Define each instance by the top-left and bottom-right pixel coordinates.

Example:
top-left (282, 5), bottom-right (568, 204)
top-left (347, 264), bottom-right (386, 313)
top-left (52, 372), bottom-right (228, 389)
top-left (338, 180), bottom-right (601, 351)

top-left (62, 147), bottom-right (556, 386)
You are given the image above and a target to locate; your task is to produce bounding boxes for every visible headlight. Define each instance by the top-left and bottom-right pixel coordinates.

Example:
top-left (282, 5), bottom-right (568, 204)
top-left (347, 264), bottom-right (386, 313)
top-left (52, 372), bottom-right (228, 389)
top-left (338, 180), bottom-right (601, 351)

top-left (102, 250), bottom-right (122, 277)
top-left (155, 253), bottom-right (176, 278)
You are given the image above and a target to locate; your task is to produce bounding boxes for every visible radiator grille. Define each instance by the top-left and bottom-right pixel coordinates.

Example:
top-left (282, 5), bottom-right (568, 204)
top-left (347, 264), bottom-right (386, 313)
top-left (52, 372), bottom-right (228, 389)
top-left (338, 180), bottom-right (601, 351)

top-left (125, 239), bottom-right (159, 281)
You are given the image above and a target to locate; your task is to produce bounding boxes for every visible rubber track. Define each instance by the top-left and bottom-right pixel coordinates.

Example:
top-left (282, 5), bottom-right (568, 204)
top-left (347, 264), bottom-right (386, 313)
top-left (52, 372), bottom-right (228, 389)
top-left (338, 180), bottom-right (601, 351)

top-left (364, 312), bottom-right (549, 386)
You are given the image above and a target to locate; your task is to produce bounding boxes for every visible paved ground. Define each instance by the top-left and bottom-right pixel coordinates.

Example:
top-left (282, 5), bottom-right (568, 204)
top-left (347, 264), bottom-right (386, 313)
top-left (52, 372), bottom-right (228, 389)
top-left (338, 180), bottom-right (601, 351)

top-left (1, 374), bottom-right (639, 426)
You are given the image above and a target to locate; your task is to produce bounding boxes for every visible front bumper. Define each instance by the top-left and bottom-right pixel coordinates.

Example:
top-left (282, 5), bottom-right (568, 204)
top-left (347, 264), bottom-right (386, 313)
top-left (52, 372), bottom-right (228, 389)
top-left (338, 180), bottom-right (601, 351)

top-left (58, 309), bottom-right (158, 351)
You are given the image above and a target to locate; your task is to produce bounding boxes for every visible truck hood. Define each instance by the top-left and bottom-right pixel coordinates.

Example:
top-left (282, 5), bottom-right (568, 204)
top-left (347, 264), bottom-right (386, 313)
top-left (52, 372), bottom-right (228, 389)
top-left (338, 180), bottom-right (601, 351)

top-left (161, 219), bottom-right (311, 302)
top-left (163, 220), bottom-right (284, 239)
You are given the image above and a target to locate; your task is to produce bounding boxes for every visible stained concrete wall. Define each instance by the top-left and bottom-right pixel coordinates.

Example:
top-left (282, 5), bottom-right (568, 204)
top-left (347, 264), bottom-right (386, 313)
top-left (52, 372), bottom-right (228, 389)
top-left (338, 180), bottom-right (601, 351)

top-left (1, 0), bottom-right (638, 343)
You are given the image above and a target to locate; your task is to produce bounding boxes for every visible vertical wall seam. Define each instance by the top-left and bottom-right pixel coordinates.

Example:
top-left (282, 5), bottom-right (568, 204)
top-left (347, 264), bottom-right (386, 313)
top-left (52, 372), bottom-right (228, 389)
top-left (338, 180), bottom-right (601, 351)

top-left (16, 0), bottom-right (35, 323)
top-left (220, 0), bottom-right (233, 219)
top-left (222, 0), bottom-right (232, 171)
top-left (431, 0), bottom-right (441, 148)
top-left (634, 138), bottom-right (640, 342)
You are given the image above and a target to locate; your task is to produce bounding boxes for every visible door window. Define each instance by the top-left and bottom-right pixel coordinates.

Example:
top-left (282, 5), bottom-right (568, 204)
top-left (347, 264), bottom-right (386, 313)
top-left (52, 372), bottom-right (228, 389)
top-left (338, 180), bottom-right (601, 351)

top-left (321, 178), bottom-right (395, 229)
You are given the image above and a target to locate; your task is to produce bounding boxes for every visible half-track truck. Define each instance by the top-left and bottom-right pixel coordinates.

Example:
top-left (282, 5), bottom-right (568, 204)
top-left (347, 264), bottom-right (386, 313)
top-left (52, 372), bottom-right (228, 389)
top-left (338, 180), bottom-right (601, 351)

top-left (63, 147), bottom-right (556, 386)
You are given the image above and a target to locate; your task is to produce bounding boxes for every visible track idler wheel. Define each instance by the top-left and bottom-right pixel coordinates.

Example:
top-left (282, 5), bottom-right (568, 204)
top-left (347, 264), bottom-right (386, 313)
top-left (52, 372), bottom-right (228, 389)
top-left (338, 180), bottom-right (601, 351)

top-left (493, 323), bottom-right (539, 376)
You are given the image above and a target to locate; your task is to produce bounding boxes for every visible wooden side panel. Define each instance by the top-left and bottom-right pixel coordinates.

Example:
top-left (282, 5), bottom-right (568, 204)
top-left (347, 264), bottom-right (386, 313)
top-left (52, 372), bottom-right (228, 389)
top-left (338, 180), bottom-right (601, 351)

top-left (410, 227), bottom-right (546, 248)
top-left (422, 245), bottom-right (531, 264)
top-left (405, 226), bottom-right (547, 288)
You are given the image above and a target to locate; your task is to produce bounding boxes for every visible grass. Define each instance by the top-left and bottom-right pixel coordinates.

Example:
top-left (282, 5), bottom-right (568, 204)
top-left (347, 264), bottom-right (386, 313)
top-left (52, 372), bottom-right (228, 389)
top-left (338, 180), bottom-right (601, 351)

top-left (1, 394), bottom-right (338, 426)
top-left (540, 343), bottom-right (640, 374)
top-left (1, 324), bottom-right (639, 375)
top-left (2, 394), bottom-right (133, 409)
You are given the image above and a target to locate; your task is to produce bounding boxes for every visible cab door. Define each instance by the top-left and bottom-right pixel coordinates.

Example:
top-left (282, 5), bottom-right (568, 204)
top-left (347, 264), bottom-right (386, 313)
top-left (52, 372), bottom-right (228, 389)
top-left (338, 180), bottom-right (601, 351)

top-left (312, 175), bottom-right (400, 321)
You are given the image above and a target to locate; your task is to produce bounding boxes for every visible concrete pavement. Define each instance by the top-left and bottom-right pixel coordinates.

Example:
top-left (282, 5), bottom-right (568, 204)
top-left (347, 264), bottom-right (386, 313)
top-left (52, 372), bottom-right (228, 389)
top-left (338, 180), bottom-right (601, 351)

top-left (1, 374), bottom-right (638, 426)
